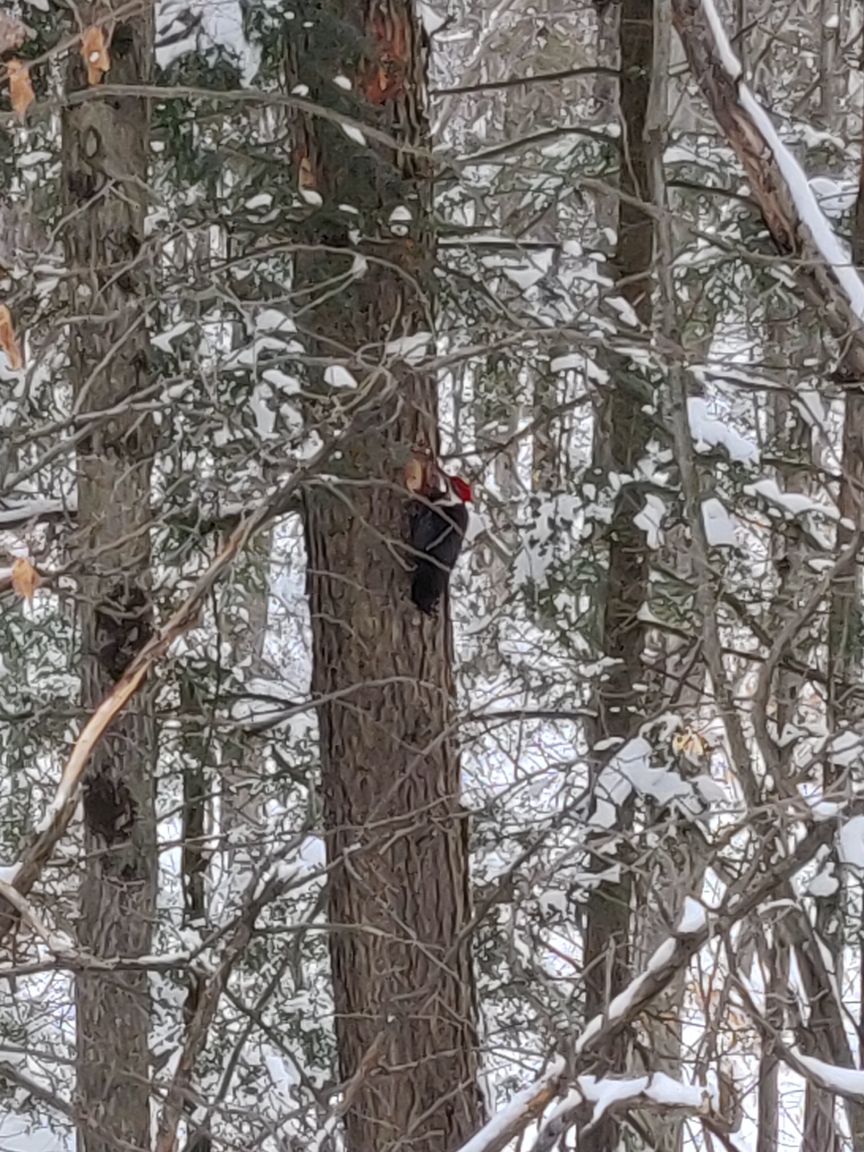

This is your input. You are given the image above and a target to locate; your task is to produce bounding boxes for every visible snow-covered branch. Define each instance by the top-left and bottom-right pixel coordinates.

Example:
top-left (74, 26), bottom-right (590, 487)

top-left (456, 818), bottom-right (838, 1152)
top-left (672, 0), bottom-right (864, 370)
top-left (531, 1072), bottom-right (717, 1151)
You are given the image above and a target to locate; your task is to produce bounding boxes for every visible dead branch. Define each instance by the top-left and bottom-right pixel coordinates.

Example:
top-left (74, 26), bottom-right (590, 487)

top-left (0, 428), bottom-right (340, 945)
top-left (671, 0), bottom-right (864, 372)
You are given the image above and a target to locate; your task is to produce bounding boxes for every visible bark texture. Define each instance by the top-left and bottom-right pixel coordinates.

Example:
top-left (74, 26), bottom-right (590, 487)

top-left (62, 7), bottom-right (157, 1151)
top-left (581, 2), bottom-right (654, 1149)
top-left (291, 3), bottom-right (483, 1150)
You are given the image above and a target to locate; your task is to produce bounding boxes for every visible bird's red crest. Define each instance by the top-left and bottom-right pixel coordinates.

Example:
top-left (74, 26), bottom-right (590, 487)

top-left (451, 476), bottom-right (473, 504)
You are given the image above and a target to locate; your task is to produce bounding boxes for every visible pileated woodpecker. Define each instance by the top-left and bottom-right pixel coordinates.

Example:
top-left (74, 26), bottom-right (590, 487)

top-left (409, 470), bottom-right (472, 615)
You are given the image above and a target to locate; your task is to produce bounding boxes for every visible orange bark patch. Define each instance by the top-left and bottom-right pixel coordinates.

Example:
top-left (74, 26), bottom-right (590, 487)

top-left (7, 59), bottom-right (33, 122)
top-left (363, 9), bottom-right (411, 104)
top-left (81, 25), bottom-right (110, 86)
top-left (11, 558), bottom-right (40, 603)
top-left (0, 303), bottom-right (23, 368)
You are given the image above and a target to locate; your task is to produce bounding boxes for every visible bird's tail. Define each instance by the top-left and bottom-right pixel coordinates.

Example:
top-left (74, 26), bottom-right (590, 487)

top-left (411, 560), bottom-right (447, 615)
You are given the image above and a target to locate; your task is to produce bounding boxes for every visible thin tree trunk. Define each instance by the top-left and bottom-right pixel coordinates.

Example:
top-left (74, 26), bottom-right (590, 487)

top-left (817, 0), bottom-right (840, 129)
top-left (220, 532), bottom-right (272, 881)
top-left (632, 16), bottom-right (713, 1145)
top-left (180, 674), bottom-right (208, 1037)
top-left (62, 5), bottom-right (157, 1151)
top-left (582, 2), bottom-right (654, 1150)
top-left (804, 50), bottom-right (864, 1152)
top-left (761, 307), bottom-right (813, 1152)
top-left (290, 3), bottom-right (484, 1150)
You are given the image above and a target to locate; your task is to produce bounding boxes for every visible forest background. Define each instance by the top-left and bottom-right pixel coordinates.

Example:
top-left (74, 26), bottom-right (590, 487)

top-left (1, 1), bottom-right (863, 1151)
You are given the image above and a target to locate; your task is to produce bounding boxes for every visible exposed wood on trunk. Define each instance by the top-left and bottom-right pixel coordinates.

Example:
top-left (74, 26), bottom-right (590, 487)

top-left (61, 5), bottom-right (157, 1151)
top-left (289, 2), bottom-right (483, 1149)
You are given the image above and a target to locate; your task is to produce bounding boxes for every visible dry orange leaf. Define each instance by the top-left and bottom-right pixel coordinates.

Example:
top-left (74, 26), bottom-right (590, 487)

top-left (81, 25), bottom-right (110, 86)
top-left (0, 303), bottom-right (22, 369)
top-left (11, 557), bottom-right (40, 604)
top-left (7, 59), bottom-right (33, 122)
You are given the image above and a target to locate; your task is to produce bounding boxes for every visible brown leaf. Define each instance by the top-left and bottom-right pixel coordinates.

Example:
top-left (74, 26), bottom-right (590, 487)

top-left (0, 303), bottom-right (22, 369)
top-left (11, 557), bottom-right (40, 603)
top-left (0, 13), bottom-right (30, 55)
top-left (80, 25), bottom-right (110, 86)
top-left (7, 58), bottom-right (33, 122)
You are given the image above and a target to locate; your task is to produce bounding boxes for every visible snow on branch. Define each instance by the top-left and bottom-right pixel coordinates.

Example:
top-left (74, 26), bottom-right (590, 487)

top-left (790, 1053), bottom-right (864, 1102)
top-left (455, 821), bottom-right (837, 1152)
top-left (153, 865), bottom-right (293, 1152)
top-left (456, 1070), bottom-right (567, 1152)
top-left (531, 1072), bottom-right (717, 1151)
top-left (671, 0), bottom-right (864, 369)
top-left (456, 1070), bottom-right (722, 1152)
top-left (733, 974), bottom-right (864, 1107)
top-left (0, 498), bottom-right (73, 529)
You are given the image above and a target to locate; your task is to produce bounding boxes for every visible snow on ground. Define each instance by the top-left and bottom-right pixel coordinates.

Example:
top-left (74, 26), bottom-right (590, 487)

top-left (0, 1118), bottom-right (64, 1152)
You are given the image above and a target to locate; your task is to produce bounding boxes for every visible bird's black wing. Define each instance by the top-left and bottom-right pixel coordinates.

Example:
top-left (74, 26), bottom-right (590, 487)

top-left (408, 501), bottom-right (465, 555)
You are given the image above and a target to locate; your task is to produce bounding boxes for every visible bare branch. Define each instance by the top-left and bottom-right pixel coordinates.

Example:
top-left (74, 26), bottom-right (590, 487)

top-left (0, 420), bottom-right (349, 943)
top-left (454, 815), bottom-right (839, 1152)
top-left (152, 870), bottom-right (293, 1152)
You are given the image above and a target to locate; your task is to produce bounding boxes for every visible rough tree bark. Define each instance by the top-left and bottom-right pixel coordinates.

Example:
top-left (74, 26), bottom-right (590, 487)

top-left (581, 2), bottom-right (654, 1150)
top-left (62, 6), bottom-right (157, 1151)
top-left (289, 3), bottom-right (484, 1150)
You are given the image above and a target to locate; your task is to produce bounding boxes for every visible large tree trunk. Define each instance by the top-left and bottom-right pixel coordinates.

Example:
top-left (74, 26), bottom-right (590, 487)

top-left (62, 6), bottom-right (157, 1151)
top-left (581, 1), bottom-right (654, 1149)
top-left (291, 3), bottom-right (484, 1150)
